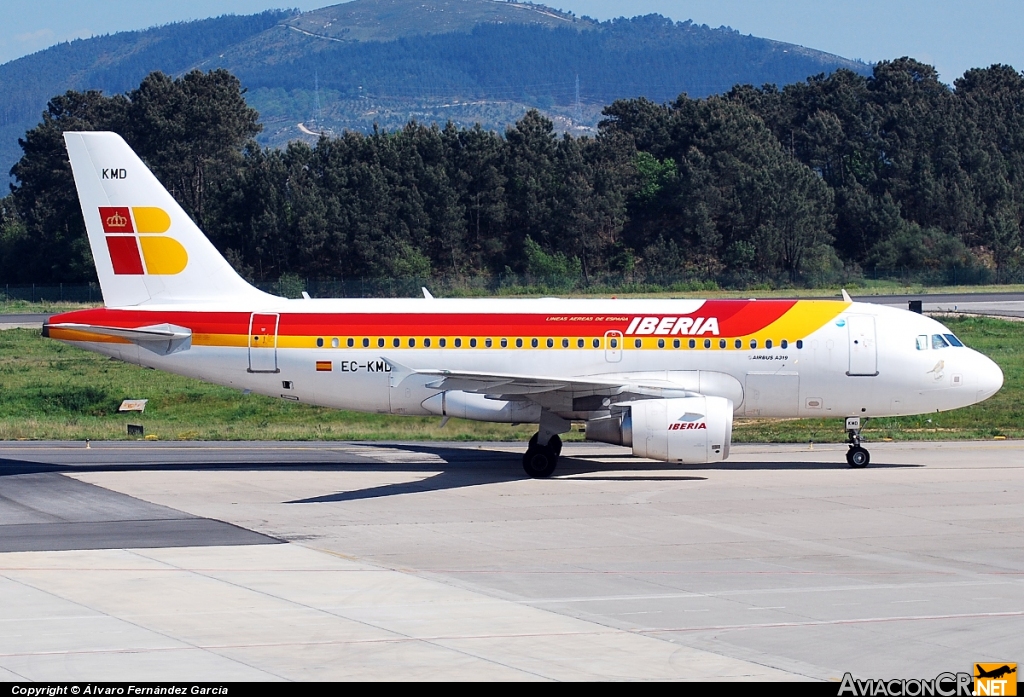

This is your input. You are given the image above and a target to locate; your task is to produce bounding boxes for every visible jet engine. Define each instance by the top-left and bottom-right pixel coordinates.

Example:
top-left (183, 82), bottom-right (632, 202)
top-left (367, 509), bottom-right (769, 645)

top-left (585, 396), bottom-right (733, 463)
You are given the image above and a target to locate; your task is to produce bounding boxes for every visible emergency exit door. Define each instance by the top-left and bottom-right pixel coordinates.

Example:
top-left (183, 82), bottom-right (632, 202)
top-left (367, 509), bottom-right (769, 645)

top-left (605, 330), bottom-right (623, 362)
top-left (248, 312), bottom-right (280, 373)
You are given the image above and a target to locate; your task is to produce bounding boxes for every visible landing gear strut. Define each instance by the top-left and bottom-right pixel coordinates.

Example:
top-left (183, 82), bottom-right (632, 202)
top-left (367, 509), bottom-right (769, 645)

top-left (522, 411), bottom-right (570, 478)
top-left (845, 416), bottom-right (870, 468)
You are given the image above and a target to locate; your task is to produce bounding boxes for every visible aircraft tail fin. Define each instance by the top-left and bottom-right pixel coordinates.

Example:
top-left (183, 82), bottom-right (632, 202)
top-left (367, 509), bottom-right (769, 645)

top-left (63, 131), bottom-right (276, 307)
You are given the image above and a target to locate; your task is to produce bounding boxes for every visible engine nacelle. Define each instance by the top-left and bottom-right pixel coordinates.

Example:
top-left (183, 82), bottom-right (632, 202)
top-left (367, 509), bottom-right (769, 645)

top-left (585, 396), bottom-right (733, 463)
top-left (421, 390), bottom-right (541, 423)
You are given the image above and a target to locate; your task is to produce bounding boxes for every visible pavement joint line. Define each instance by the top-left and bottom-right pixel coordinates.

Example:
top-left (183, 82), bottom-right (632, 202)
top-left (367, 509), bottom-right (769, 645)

top-left (637, 609), bottom-right (1024, 634)
top-left (0, 624), bottom-right (704, 659)
top-left (520, 579), bottom-right (1017, 604)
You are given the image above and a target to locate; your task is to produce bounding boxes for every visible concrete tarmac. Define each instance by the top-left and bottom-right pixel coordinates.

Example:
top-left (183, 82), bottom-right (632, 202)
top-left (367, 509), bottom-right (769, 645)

top-left (0, 439), bottom-right (1021, 681)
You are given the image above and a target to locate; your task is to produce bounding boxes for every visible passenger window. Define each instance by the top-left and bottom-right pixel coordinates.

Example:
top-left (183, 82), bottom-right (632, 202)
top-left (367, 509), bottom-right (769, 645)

top-left (531, 338), bottom-right (539, 348)
top-left (931, 334), bottom-right (949, 349)
top-left (658, 339), bottom-right (665, 348)
top-left (734, 339), bottom-right (742, 349)
top-left (610, 338), bottom-right (618, 348)
top-left (719, 339), bottom-right (726, 349)
top-left (500, 338), bottom-right (508, 348)
top-left (703, 339), bottom-right (711, 349)
top-left (516, 338), bottom-right (523, 348)
top-left (592, 338), bottom-right (600, 348)
top-left (455, 338), bottom-right (463, 348)
top-left (688, 339), bottom-right (696, 349)
top-left (796, 340), bottom-right (803, 349)
top-left (392, 337), bottom-right (400, 348)
top-left (424, 338), bottom-right (431, 348)
top-left (546, 338), bottom-right (554, 348)
top-left (469, 338), bottom-right (477, 348)
top-left (439, 338), bottom-right (447, 348)
top-left (331, 338), bottom-right (339, 348)
top-left (944, 334), bottom-right (964, 347)
top-left (562, 338), bottom-right (569, 348)
top-left (408, 338), bottom-right (415, 348)
top-left (362, 338), bottom-right (369, 348)
top-left (485, 338), bottom-right (492, 348)
top-left (765, 339), bottom-right (773, 349)
top-left (750, 339), bottom-right (757, 349)
top-left (781, 339), bottom-right (788, 349)
top-left (634, 338), bottom-right (642, 348)
top-left (378, 338), bottom-right (385, 348)
top-left (347, 338), bottom-right (354, 348)
top-left (577, 338), bottom-right (584, 348)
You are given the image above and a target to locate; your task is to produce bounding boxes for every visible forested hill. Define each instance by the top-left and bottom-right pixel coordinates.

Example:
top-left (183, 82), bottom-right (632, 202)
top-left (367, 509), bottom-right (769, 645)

top-left (0, 11), bottom-right (291, 178)
top-left (0, 0), bottom-right (870, 177)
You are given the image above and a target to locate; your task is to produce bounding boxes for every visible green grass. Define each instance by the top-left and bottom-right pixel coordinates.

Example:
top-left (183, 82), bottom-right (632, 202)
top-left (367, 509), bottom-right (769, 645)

top-left (0, 300), bottom-right (99, 315)
top-left (0, 315), bottom-right (1019, 442)
top-left (0, 328), bottom-right (538, 441)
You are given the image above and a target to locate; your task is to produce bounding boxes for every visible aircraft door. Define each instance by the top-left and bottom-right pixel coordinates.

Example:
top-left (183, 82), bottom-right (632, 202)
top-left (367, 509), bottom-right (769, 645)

top-left (847, 315), bottom-right (878, 376)
top-left (604, 330), bottom-right (623, 362)
top-left (248, 312), bottom-right (280, 373)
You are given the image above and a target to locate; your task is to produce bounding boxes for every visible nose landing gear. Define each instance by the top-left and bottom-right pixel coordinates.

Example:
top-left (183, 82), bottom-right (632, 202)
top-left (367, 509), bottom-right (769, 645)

top-left (845, 416), bottom-right (870, 468)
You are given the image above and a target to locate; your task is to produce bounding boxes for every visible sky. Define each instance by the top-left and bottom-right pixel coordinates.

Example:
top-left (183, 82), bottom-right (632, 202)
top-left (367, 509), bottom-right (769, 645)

top-left (1, 0), bottom-right (1022, 84)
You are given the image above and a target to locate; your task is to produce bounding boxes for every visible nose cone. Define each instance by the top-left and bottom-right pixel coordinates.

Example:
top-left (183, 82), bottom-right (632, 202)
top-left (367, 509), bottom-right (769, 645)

top-left (975, 353), bottom-right (1004, 403)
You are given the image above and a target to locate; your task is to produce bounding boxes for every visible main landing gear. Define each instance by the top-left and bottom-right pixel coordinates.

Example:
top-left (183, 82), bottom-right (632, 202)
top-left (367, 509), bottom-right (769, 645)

top-left (522, 411), bottom-right (570, 478)
top-left (845, 416), bottom-right (870, 468)
top-left (523, 433), bottom-right (562, 478)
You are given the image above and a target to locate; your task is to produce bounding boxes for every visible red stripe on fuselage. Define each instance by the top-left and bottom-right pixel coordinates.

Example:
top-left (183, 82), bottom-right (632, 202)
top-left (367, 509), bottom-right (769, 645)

top-left (49, 300), bottom-right (799, 338)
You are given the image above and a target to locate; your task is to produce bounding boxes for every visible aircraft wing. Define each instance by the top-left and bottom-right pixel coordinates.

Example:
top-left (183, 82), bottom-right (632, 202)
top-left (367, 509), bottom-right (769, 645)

top-left (385, 361), bottom-right (702, 413)
top-left (414, 368), bottom-right (625, 395)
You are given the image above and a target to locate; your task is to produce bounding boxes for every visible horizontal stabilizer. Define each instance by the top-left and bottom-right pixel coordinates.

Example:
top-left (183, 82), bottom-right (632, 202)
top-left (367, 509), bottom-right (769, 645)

top-left (44, 322), bottom-right (192, 354)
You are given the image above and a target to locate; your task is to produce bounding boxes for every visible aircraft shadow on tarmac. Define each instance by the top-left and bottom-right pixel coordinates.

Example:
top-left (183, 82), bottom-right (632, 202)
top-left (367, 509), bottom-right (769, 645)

top-left (0, 443), bottom-right (921, 504)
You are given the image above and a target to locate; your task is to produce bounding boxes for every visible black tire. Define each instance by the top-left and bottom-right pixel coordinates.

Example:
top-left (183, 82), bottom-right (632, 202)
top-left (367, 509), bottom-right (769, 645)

top-left (523, 447), bottom-right (558, 478)
top-left (846, 446), bottom-right (870, 468)
top-left (528, 432), bottom-right (562, 456)
top-left (546, 433), bottom-right (563, 457)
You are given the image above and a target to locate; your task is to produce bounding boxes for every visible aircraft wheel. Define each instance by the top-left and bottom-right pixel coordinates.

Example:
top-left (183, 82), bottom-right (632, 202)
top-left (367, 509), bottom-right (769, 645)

top-left (846, 446), bottom-right (870, 468)
top-left (546, 434), bottom-right (563, 457)
top-left (523, 446), bottom-right (558, 478)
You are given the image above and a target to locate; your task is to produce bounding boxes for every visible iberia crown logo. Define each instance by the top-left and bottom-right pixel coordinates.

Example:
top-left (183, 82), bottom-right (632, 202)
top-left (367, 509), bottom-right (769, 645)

top-left (98, 206), bottom-right (188, 275)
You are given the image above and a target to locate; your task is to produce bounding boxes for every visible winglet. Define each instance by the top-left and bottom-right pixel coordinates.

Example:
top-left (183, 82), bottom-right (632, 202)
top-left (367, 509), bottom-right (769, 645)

top-left (422, 287), bottom-right (434, 299)
top-left (841, 289), bottom-right (852, 302)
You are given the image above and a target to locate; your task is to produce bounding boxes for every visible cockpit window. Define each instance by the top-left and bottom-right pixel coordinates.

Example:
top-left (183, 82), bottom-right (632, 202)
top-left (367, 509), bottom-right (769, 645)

top-left (931, 334), bottom-right (950, 349)
top-left (944, 334), bottom-right (964, 347)
top-left (916, 335), bottom-right (928, 350)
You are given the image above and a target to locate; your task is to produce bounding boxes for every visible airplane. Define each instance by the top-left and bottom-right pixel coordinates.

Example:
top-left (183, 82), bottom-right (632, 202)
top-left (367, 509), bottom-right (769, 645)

top-left (976, 665), bottom-right (1016, 680)
top-left (43, 132), bottom-right (1005, 477)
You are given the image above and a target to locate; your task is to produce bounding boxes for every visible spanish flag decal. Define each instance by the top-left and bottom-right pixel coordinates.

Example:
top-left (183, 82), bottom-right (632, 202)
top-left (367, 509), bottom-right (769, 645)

top-left (316, 361), bottom-right (333, 372)
top-left (99, 207), bottom-right (188, 275)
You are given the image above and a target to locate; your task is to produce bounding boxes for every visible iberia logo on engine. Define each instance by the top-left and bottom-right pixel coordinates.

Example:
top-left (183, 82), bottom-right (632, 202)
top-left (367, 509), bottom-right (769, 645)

top-left (99, 206), bottom-right (188, 275)
top-left (670, 413), bottom-right (707, 430)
